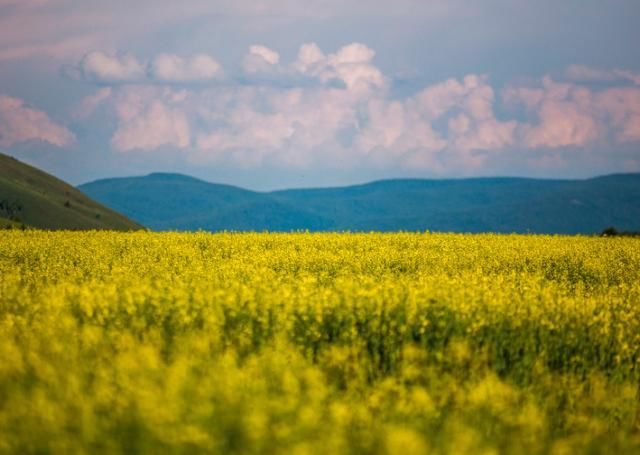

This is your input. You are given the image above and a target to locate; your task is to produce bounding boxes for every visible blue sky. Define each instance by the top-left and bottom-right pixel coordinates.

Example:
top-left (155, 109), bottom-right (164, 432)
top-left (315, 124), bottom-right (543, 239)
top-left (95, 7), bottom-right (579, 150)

top-left (1, 0), bottom-right (639, 189)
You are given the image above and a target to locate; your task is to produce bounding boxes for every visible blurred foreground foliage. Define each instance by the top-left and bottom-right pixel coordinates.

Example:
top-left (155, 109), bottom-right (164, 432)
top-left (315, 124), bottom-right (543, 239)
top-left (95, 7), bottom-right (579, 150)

top-left (1, 231), bottom-right (640, 453)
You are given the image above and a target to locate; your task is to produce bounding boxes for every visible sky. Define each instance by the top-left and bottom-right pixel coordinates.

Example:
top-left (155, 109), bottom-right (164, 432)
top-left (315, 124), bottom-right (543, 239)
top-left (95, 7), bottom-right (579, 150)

top-left (1, 0), bottom-right (639, 189)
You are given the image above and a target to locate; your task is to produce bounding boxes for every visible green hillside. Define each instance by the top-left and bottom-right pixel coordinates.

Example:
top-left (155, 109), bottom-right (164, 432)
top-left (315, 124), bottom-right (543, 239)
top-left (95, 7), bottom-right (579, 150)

top-left (0, 154), bottom-right (143, 230)
top-left (0, 215), bottom-right (26, 230)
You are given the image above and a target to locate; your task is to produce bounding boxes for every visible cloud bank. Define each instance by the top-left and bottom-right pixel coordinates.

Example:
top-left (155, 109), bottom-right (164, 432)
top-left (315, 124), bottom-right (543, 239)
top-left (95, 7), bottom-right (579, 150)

top-left (76, 51), bottom-right (223, 84)
top-left (505, 76), bottom-right (640, 147)
top-left (68, 43), bottom-right (640, 174)
top-left (564, 64), bottom-right (640, 86)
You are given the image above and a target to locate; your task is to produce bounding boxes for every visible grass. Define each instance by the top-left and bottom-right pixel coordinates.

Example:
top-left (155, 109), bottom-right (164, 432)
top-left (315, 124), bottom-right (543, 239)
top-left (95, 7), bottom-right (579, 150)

top-left (0, 153), bottom-right (143, 231)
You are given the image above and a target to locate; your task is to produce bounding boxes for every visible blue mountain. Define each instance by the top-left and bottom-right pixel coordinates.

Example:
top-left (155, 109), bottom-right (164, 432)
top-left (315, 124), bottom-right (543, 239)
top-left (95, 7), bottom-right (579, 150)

top-left (78, 172), bottom-right (640, 234)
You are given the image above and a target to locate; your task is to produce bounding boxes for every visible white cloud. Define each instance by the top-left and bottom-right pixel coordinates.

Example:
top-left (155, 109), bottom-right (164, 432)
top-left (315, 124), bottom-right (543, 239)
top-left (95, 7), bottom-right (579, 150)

top-left (565, 64), bottom-right (640, 85)
top-left (80, 51), bottom-right (145, 83)
top-left (565, 64), bottom-right (619, 83)
top-left (78, 62), bottom-right (497, 169)
top-left (504, 76), bottom-right (640, 148)
top-left (243, 45), bottom-right (280, 74)
top-left (195, 85), bottom-right (362, 167)
top-left (240, 42), bottom-right (385, 92)
top-left (596, 87), bottom-right (640, 142)
top-left (355, 73), bottom-right (516, 170)
top-left (293, 42), bottom-right (385, 91)
top-left (110, 87), bottom-right (190, 151)
top-left (149, 68), bottom-right (510, 170)
top-left (293, 43), bottom-right (325, 74)
top-left (504, 79), bottom-right (600, 148)
top-left (0, 94), bottom-right (75, 147)
top-left (148, 54), bottom-right (222, 82)
top-left (523, 101), bottom-right (599, 149)
top-left (69, 43), bottom-right (640, 173)
top-left (77, 51), bottom-right (222, 84)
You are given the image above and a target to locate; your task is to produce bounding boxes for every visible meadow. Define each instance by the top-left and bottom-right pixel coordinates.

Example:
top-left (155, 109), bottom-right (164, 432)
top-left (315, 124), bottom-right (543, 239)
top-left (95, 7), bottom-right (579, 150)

top-left (1, 231), bottom-right (640, 454)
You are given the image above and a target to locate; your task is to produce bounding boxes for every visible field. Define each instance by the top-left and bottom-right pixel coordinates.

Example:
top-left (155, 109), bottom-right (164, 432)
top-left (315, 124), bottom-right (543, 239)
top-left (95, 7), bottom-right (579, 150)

top-left (1, 232), bottom-right (640, 454)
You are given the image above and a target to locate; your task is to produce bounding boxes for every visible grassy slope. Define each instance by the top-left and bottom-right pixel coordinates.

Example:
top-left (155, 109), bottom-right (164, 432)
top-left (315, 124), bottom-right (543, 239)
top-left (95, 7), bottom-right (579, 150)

top-left (0, 215), bottom-right (26, 229)
top-left (0, 153), bottom-right (143, 230)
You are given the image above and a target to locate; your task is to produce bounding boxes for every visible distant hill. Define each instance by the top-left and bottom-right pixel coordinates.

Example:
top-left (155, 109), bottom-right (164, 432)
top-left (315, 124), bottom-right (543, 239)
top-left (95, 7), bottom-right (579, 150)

top-left (78, 173), bottom-right (331, 231)
top-left (0, 153), bottom-right (143, 230)
top-left (79, 172), bottom-right (640, 234)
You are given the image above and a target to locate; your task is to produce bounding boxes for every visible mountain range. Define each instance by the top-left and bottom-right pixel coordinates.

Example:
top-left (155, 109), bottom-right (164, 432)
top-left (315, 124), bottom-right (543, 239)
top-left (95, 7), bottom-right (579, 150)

top-left (79, 172), bottom-right (640, 234)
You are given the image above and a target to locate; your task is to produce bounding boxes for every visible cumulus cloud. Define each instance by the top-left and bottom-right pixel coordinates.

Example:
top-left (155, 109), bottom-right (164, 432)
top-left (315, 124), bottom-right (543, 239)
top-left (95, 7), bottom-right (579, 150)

top-left (504, 76), bottom-right (640, 148)
top-left (77, 51), bottom-right (222, 84)
top-left (292, 43), bottom-right (325, 74)
top-left (504, 78), bottom-right (600, 148)
top-left (293, 42), bottom-right (385, 90)
top-left (79, 51), bottom-right (145, 83)
top-left (69, 43), bottom-right (640, 173)
top-left (355, 74), bottom-right (517, 170)
top-left (240, 42), bottom-right (385, 91)
top-left (91, 71), bottom-right (513, 170)
top-left (524, 101), bottom-right (599, 149)
top-left (597, 87), bottom-right (640, 142)
top-left (195, 85), bottom-right (363, 167)
top-left (243, 45), bottom-right (280, 74)
top-left (0, 94), bottom-right (75, 147)
top-left (148, 54), bottom-right (222, 82)
top-left (109, 87), bottom-right (190, 151)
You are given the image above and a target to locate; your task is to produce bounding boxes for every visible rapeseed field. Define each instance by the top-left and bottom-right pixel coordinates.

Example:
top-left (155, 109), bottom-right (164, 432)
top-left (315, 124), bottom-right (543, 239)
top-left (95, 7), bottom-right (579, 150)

top-left (1, 231), bottom-right (639, 453)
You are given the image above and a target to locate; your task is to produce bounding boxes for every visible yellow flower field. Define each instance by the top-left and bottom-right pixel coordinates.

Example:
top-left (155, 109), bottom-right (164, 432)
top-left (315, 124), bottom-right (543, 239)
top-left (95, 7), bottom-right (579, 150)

top-left (1, 231), bottom-right (640, 453)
